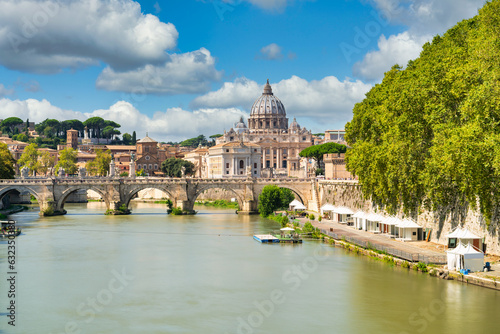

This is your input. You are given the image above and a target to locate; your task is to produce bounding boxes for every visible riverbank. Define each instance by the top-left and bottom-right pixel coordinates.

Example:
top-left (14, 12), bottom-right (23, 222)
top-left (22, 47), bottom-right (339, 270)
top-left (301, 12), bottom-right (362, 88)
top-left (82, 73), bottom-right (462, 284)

top-left (291, 216), bottom-right (500, 292)
top-left (0, 205), bottom-right (29, 218)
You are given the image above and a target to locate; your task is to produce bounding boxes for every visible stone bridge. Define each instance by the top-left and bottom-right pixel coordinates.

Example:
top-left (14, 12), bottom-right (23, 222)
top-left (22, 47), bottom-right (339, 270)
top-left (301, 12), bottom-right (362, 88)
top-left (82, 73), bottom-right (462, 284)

top-left (0, 177), bottom-right (320, 215)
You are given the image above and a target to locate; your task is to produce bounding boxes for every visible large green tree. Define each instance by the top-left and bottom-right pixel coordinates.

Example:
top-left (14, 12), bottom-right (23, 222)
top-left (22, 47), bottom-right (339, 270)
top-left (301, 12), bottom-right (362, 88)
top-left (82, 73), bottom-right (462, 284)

top-left (1, 117), bottom-right (23, 136)
top-left (0, 143), bottom-right (15, 179)
top-left (161, 158), bottom-right (195, 177)
top-left (345, 0), bottom-right (500, 227)
top-left (17, 143), bottom-right (40, 175)
top-left (180, 135), bottom-right (208, 147)
top-left (55, 148), bottom-right (78, 175)
top-left (258, 185), bottom-right (296, 217)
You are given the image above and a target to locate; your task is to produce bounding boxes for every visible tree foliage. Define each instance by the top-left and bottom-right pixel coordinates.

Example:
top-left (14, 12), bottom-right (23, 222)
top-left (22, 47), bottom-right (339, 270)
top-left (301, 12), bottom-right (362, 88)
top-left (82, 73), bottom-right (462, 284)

top-left (161, 158), bottom-right (195, 177)
top-left (18, 143), bottom-right (40, 175)
top-left (299, 142), bottom-right (347, 163)
top-left (1, 117), bottom-right (23, 136)
top-left (345, 1), bottom-right (500, 224)
top-left (39, 151), bottom-right (56, 176)
top-left (86, 150), bottom-right (112, 176)
top-left (180, 135), bottom-right (208, 147)
top-left (258, 185), bottom-right (296, 217)
top-left (0, 143), bottom-right (15, 179)
top-left (55, 148), bottom-right (78, 175)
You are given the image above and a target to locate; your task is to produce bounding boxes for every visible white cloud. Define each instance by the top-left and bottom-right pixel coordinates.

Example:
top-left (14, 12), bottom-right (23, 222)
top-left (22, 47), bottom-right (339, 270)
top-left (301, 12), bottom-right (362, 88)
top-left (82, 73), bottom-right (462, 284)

top-left (96, 48), bottom-right (222, 95)
top-left (0, 0), bottom-right (178, 73)
top-left (353, 32), bottom-right (429, 81)
top-left (191, 77), bottom-right (260, 109)
top-left (259, 43), bottom-right (283, 60)
top-left (0, 98), bottom-right (246, 142)
top-left (354, 0), bottom-right (484, 81)
top-left (0, 84), bottom-right (15, 97)
top-left (192, 76), bottom-right (372, 126)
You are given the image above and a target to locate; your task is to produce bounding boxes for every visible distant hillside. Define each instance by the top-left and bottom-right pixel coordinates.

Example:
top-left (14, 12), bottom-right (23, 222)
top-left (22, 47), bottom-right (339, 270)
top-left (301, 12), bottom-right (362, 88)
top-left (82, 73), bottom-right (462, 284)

top-left (345, 0), bottom-right (500, 227)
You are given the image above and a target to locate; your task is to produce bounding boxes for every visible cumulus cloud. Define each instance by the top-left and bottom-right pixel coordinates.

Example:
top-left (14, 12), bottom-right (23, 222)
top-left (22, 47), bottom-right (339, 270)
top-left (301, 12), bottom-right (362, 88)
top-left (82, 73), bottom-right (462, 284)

top-left (0, 98), bottom-right (246, 142)
top-left (0, 0), bottom-right (178, 73)
top-left (96, 48), bottom-right (222, 95)
top-left (353, 0), bottom-right (484, 81)
top-left (259, 43), bottom-right (283, 60)
top-left (353, 32), bottom-right (429, 81)
top-left (192, 76), bottom-right (372, 126)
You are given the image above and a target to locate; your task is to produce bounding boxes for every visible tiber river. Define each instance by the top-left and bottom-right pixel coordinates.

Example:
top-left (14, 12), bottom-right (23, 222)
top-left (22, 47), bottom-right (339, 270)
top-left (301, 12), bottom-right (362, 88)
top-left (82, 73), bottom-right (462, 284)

top-left (1, 202), bottom-right (499, 334)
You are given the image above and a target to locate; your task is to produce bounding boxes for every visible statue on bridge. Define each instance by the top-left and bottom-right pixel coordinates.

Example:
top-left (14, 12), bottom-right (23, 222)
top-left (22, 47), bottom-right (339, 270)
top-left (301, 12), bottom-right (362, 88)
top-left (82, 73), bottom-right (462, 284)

top-left (129, 153), bottom-right (136, 178)
top-left (21, 167), bottom-right (30, 179)
top-left (58, 167), bottom-right (66, 177)
top-left (181, 166), bottom-right (186, 178)
top-left (78, 167), bottom-right (87, 178)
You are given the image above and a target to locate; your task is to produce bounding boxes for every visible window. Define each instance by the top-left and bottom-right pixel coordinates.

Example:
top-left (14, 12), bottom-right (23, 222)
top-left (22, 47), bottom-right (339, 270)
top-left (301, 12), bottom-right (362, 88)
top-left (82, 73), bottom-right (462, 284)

top-left (254, 163), bottom-right (257, 168)
top-left (413, 232), bottom-right (417, 236)
top-left (302, 137), bottom-right (306, 141)
top-left (145, 146), bottom-right (149, 152)
top-left (226, 149), bottom-right (229, 153)
top-left (282, 161), bottom-right (287, 168)
top-left (145, 156), bottom-right (150, 160)
top-left (266, 149), bottom-right (270, 154)
top-left (154, 164), bottom-right (158, 170)
top-left (226, 163), bottom-right (230, 168)
top-left (254, 171), bottom-right (257, 174)
top-left (230, 137), bottom-right (234, 141)
top-left (149, 164), bottom-right (152, 170)
top-left (226, 171), bottom-right (229, 174)
top-left (283, 149), bottom-right (287, 154)
top-left (254, 149), bottom-right (257, 152)
top-left (239, 160), bottom-right (244, 169)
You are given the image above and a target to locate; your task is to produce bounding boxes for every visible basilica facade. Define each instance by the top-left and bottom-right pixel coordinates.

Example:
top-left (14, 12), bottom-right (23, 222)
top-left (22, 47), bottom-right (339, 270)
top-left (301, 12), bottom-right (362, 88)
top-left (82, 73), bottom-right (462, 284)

top-left (216, 80), bottom-right (313, 176)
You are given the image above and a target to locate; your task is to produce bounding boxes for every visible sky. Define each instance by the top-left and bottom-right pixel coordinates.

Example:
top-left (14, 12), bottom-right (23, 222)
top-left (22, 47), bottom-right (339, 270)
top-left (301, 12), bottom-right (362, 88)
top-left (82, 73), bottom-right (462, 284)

top-left (0, 0), bottom-right (487, 142)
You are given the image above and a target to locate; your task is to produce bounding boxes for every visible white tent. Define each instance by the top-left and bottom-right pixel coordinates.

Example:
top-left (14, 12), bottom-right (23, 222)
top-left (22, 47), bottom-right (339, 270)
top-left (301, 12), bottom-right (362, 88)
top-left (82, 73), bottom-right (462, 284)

top-left (396, 219), bottom-right (422, 241)
top-left (292, 202), bottom-right (306, 211)
top-left (320, 204), bottom-right (337, 216)
top-left (365, 213), bottom-right (385, 233)
top-left (447, 242), bottom-right (484, 272)
top-left (353, 211), bottom-right (367, 230)
top-left (380, 216), bottom-right (400, 236)
top-left (333, 207), bottom-right (354, 224)
top-left (446, 227), bottom-right (483, 251)
top-left (289, 199), bottom-right (303, 211)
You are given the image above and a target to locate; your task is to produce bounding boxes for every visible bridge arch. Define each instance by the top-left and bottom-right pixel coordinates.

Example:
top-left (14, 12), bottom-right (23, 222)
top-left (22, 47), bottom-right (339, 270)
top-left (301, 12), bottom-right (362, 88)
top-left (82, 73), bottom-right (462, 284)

top-left (0, 185), bottom-right (43, 209)
top-left (192, 184), bottom-right (245, 210)
top-left (123, 185), bottom-right (177, 208)
top-left (254, 183), bottom-right (307, 206)
top-left (57, 185), bottom-right (108, 212)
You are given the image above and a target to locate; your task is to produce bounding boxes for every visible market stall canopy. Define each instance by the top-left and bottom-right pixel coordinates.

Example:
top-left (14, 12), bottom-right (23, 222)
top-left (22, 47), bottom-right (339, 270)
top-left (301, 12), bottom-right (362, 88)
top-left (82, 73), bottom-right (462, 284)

top-left (365, 213), bottom-right (385, 222)
top-left (353, 211), bottom-right (367, 219)
top-left (381, 216), bottom-right (400, 226)
top-left (289, 199), bottom-right (303, 210)
top-left (446, 227), bottom-right (480, 240)
top-left (293, 203), bottom-right (307, 210)
top-left (396, 218), bottom-right (421, 228)
top-left (280, 227), bottom-right (295, 231)
top-left (334, 207), bottom-right (354, 215)
top-left (320, 204), bottom-right (337, 211)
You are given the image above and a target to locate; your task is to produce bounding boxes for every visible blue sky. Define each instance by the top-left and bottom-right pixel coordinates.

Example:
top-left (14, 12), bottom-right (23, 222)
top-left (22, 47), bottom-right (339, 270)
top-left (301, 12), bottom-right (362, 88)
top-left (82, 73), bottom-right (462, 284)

top-left (0, 0), bottom-right (486, 141)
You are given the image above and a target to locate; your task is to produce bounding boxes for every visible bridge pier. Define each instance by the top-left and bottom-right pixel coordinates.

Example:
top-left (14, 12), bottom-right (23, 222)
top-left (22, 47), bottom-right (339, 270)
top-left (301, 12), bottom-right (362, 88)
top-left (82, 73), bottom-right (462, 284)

top-left (105, 201), bottom-right (131, 215)
top-left (237, 200), bottom-right (258, 215)
top-left (40, 200), bottom-right (66, 216)
top-left (176, 200), bottom-right (196, 214)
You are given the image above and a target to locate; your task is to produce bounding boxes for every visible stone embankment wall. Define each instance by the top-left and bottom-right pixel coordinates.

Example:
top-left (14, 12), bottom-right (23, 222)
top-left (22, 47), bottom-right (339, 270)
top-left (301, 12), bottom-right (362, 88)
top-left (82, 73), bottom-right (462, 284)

top-left (318, 180), bottom-right (500, 256)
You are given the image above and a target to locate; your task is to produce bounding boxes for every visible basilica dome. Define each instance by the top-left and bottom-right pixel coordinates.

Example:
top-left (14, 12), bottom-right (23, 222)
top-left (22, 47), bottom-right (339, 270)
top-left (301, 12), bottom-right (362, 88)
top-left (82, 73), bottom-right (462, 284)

top-left (250, 80), bottom-right (286, 116)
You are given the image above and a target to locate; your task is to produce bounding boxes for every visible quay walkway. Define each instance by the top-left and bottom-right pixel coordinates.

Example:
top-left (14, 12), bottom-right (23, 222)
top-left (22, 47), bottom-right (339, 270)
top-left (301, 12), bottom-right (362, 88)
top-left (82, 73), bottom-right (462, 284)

top-left (297, 218), bottom-right (447, 264)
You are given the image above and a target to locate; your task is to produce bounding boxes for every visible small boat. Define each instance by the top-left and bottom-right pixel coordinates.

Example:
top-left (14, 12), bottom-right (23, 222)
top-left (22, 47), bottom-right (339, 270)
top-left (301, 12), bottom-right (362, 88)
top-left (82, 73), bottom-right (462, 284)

top-left (1, 221), bottom-right (21, 238)
top-left (253, 228), bottom-right (303, 244)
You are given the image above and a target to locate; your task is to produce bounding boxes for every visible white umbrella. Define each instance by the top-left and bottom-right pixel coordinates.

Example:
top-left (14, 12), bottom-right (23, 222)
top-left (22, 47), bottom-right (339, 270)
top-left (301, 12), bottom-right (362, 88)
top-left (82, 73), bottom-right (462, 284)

top-left (280, 227), bottom-right (295, 231)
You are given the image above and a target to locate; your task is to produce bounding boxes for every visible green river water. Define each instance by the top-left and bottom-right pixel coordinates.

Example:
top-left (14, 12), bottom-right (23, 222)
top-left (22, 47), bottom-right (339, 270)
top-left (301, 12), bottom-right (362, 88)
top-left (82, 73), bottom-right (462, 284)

top-left (1, 202), bottom-right (499, 334)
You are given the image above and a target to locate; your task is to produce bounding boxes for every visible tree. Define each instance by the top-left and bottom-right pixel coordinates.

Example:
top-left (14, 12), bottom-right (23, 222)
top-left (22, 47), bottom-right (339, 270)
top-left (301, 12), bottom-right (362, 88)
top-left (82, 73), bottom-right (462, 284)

top-left (345, 0), bottom-right (500, 222)
top-left (83, 117), bottom-right (105, 143)
top-left (55, 148), bottom-right (78, 175)
top-left (86, 150), bottom-right (112, 176)
top-left (258, 185), bottom-right (292, 217)
top-left (122, 133), bottom-right (132, 145)
top-left (16, 133), bottom-right (29, 142)
top-left (102, 126), bottom-right (121, 140)
top-left (299, 142), bottom-right (347, 164)
top-left (0, 143), bottom-right (15, 179)
top-left (161, 158), bottom-right (195, 177)
top-left (17, 143), bottom-right (40, 175)
top-left (180, 135), bottom-right (208, 147)
top-left (258, 185), bottom-right (296, 217)
top-left (39, 151), bottom-right (56, 176)
top-left (132, 131), bottom-right (137, 145)
top-left (0, 117), bottom-right (23, 136)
